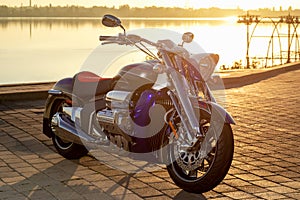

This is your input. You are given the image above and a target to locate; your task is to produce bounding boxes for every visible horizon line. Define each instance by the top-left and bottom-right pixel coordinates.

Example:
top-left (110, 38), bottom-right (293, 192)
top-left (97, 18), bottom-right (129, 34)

top-left (0, 4), bottom-right (298, 11)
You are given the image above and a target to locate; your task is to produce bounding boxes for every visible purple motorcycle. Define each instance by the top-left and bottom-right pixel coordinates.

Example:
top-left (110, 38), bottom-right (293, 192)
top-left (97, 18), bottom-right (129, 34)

top-left (43, 14), bottom-right (235, 193)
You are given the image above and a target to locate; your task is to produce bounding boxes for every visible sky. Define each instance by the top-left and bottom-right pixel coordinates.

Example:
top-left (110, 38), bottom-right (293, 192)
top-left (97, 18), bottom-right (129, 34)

top-left (0, 0), bottom-right (299, 10)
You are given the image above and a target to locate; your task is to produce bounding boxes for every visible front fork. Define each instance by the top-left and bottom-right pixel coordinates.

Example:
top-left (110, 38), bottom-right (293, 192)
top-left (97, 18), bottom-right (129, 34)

top-left (166, 71), bottom-right (203, 145)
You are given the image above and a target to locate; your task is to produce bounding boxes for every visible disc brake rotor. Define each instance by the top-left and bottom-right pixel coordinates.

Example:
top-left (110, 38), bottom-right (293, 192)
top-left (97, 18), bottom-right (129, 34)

top-left (175, 146), bottom-right (203, 171)
top-left (173, 121), bottom-right (212, 171)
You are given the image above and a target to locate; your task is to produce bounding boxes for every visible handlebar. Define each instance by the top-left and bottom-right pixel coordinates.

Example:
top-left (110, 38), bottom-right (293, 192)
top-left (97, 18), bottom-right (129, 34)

top-left (141, 38), bottom-right (158, 47)
top-left (99, 34), bottom-right (158, 47)
top-left (99, 35), bottom-right (119, 41)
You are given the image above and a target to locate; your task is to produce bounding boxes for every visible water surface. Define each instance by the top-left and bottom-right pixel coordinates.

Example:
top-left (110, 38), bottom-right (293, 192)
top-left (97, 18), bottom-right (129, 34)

top-left (0, 17), bottom-right (283, 85)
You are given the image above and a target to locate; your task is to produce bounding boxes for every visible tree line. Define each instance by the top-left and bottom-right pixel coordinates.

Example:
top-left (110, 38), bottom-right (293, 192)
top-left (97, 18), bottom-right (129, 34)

top-left (0, 5), bottom-right (299, 18)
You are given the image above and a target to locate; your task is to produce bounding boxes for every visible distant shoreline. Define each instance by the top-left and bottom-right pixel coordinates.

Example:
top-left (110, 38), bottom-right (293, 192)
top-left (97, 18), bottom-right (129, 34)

top-left (0, 16), bottom-right (237, 20)
top-left (0, 5), bottom-right (299, 18)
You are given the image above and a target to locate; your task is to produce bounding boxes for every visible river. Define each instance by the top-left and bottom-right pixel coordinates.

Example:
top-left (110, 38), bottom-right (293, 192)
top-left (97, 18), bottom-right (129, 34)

top-left (0, 17), bottom-right (285, 85)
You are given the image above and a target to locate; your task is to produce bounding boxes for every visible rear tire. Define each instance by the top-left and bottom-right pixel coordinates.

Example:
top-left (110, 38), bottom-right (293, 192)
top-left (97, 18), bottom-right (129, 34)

top-left (50, 99), bottom-right (88, 159)
top-left (167, 119), bottom-right (234, 193)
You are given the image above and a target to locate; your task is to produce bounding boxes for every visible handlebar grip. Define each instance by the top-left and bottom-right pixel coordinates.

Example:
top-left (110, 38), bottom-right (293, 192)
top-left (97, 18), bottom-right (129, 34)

top-left (99, 36), bottom-right (118, 41)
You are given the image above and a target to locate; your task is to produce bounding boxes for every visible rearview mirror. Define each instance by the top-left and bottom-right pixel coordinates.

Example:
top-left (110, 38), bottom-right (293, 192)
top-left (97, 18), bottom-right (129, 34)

top-left (102, 14), bottom-right (122, 27)
top-left (182, 32), bottom-right (194, 44)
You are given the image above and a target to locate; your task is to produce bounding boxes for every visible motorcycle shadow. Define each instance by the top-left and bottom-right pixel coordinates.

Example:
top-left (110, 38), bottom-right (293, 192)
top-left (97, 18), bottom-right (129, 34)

top-left (92, 159), bottom-right (207, 200)
top-left (1, 158), bottom-right (114, 199)
top-left (173, 190), bottom-right (207, 200)
top-left (1, 154), bottom-right (208, 199)
top-left (106, 174), bottom-right (207, 200)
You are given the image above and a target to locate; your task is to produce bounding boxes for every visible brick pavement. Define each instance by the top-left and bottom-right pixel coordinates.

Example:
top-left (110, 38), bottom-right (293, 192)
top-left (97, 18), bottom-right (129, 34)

top-left (0, 69), bottom-right (300, 199)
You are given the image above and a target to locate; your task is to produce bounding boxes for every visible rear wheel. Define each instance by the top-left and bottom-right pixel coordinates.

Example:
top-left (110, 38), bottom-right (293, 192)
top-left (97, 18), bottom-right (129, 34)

top-left (166, 112), bottom-right (234, 194)
top-left (50, 99), bottom-right (88, 159)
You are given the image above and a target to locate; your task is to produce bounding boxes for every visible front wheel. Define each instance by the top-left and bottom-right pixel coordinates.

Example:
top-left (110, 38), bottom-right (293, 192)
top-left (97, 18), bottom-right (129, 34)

top-left (167, 123), bottom-right (234, 194)
top-left (50, 99), bottom-right (88, 159)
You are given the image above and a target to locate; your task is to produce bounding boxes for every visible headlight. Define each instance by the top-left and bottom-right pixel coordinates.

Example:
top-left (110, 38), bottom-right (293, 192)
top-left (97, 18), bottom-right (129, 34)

top-left (191, 53), bottom-right (219, 81)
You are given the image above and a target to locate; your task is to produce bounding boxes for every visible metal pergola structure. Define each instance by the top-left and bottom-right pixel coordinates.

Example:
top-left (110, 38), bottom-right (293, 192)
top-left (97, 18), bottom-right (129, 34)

top-left (237, 12), bottom-right (300, 68)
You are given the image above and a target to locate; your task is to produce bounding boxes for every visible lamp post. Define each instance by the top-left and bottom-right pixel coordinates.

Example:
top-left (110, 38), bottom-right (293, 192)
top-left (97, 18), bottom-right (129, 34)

top-left (285, 13), bottom-right (294, 63)
top-left (237, 11), bottom-right (260, 69)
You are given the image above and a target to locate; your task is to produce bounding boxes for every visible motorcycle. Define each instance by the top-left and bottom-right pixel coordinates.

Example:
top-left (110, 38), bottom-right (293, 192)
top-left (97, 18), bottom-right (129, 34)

top-left (42, 14), bottom-right (235, 194)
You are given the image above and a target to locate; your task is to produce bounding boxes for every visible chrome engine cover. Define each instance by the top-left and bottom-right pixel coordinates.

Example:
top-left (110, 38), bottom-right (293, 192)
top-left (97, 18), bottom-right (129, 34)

top-left (97, 90), bottom-right (133, 135)
top-left (106, 90), bottom-right (131, 109)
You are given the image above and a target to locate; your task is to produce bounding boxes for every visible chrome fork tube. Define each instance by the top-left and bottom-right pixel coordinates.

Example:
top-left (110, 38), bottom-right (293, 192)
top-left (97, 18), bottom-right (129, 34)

top-left (167, 90), bottom-right (194, 141)
top-left (161, 51), bottom-right (201, 140)
top-left (169, 70), bottom-right (200, 133)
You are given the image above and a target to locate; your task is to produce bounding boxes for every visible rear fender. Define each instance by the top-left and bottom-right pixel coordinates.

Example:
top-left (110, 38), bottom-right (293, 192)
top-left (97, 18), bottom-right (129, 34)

top-left (43, 78), bottom-right (73, 138)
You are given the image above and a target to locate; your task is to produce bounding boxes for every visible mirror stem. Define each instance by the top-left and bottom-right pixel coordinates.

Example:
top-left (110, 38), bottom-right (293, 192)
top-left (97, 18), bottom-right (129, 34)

top-left (120, 25), bottom-right (126, 35)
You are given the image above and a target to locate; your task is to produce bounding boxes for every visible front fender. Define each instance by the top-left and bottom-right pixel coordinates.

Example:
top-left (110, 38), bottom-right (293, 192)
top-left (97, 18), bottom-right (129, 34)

top-left (198, 100), bottom-right (235, 125)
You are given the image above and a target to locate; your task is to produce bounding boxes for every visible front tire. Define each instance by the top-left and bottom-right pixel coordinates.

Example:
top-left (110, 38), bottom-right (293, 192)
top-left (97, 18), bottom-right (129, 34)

top-left (167, 122), bottom-right (234, 194)
top-left (50, 99), bottom-right (88, 159)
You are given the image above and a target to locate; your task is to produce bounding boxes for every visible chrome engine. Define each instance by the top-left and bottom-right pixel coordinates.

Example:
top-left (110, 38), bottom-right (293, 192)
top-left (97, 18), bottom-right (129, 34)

top-left (96, 90), bottom-right (173, 152)
top-left (96, 90), bottom-right (133, 136)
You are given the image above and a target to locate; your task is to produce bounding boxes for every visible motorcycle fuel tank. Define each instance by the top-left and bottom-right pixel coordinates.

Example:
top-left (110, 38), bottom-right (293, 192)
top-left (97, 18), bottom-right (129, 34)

top-left (114, 61), bottom-right (158, 91)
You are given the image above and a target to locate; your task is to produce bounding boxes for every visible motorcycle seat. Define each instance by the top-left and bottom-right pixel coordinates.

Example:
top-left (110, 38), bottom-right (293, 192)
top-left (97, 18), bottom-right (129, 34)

top-left (72, 71), bottom-right (113, 100)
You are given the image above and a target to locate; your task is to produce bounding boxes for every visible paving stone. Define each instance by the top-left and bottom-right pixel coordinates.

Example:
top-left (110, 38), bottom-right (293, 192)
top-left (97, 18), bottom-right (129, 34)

top-left (1, 176), bottom-right (25, 184)
top-left (264, 175), bottom-right (293, 183)
top-left (136, 175), bottom-right (165, 183)
top-left (150, 181), bottom-right (178, 190)
top-left (285, 192), bottom-right (300, 199)
top-left (144, 195), bottom-right (173, 200)
top-left (224, 191), bottom-right (256, 199)
top-left (113, 193), bottom-right (143, 200)
top-left (24, 189), bottom-right (56, 199)
top-left (224, 178), bottom-right (252, 187)
top-left (236, 184), bottom-right (269, 193)
top-left (0, 190), bottom-right (26, 199)
top-left (281, 181), bottom-right (300, 189)
top-left (234, 173), bottom-right (263, 181)
top-left (131, 187), bottom-right (163, 198)
top-left (92, 179), bottom-right (118, 189)
top-left (267, 186), bottom-right (297, 194)
top-left (213, 183), bottom-right (238, 193)
top-left (104, 184), bottom-right (133, 196)
top-left (254, 191), bottom-right (287, 199)
top-left (12, 180), bottom-right (42, 192)
top-left (82, 192), bottom-right (115, 200)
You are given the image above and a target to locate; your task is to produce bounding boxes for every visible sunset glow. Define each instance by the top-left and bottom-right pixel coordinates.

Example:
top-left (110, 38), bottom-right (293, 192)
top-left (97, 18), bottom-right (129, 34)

top-left (0, 0), bottom-right (299, 10)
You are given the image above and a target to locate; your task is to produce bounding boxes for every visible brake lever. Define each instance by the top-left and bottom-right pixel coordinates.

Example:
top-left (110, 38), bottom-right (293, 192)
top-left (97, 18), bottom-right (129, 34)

top-left (101, 41), bottom-right (117, 45)
top-left (101, 41), bottom-right (129, 46)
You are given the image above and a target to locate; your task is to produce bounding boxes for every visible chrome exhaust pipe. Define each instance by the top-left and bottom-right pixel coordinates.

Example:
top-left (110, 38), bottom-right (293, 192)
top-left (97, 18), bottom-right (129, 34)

top-left (51, 113), bottom-right (96, 145)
